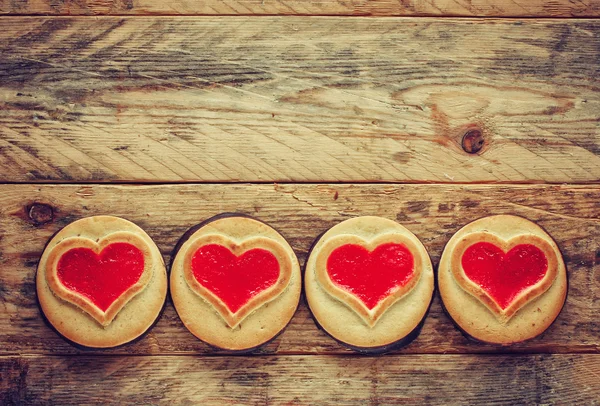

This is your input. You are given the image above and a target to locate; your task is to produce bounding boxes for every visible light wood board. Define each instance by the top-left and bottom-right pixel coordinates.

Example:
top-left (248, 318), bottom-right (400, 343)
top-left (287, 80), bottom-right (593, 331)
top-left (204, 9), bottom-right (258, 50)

top-left (1, 354), bottom-right (599, 404)
top-left (1, 17), bottom-right (599, 183)
top-left (1, 0), bottom-right (600, 16)
top-left (1, 184), bottom-right (598, 355)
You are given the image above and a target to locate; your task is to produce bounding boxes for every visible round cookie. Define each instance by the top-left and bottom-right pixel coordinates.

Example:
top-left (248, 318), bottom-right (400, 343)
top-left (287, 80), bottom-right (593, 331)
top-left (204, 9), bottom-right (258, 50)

top-left (305, 216), bottom-right (434, 353)
top-left (37, 215), bottom-right (167, 348)
top-left (438, 214), bottom-right (567, 345)
top-left (170, 214), bottom-right (301, 352)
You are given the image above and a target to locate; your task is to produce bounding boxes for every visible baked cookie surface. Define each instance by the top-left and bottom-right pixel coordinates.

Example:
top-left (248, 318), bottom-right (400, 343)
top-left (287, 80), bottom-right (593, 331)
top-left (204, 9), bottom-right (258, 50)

top-left (36, 216), bottom-right (167, 348)
top-left (170, 214), bottom-right (301, 351)
top-left (305, 216), bottom-right (434, 352)
top-left (438, 214), bottom-right (567, 345)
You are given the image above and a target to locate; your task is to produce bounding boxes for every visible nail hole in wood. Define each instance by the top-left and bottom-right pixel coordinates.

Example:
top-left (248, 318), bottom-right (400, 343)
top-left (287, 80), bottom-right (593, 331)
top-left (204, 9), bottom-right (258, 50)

top-left (27, 203), bottom-right (54, 226)
top-left (462, 129), bottom-right (484, 154)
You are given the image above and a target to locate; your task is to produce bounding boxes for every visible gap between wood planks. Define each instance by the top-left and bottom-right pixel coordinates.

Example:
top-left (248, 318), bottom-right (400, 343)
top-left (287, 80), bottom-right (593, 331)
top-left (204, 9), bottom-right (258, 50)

top-left (1, 181), bottom-right (600, 186)
top-left (0, 15), bottom-right (598, 24)
top-left (1, 15), bottom-right (600, 19)
top-left (1, 344), bottom-right (600, 357)
top-left (0, 351), bottom-right (595, 358)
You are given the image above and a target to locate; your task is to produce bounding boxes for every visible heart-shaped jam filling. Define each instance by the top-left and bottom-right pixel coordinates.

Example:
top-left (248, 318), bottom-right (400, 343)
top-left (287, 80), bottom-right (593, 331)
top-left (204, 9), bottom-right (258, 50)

top-left (327, 243), bottom-right (414, 310)
top-left (57, 242), bottom-right (145, 312)
top-left (461, 242), bottom-right (548, 310)
top-left (451, 233), bottom-right (558, 322)
top-left (182, 235), bottom-right (293, 328)
top-left (191, 244), bottom-right (280, 314)
top-left (315, 234), bottom-right (422, 327)
top-left (46, 233), bottom-right (153, 326)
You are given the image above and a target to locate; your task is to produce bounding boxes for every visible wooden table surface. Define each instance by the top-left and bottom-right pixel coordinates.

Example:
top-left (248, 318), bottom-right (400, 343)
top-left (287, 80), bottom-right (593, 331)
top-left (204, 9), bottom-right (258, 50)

top-left (1, 1), bottom-right (599, 404)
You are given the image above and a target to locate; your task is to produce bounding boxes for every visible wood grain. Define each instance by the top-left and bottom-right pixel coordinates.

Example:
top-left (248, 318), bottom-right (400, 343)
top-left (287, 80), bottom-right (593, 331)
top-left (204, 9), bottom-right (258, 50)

top-left (2, 354), bottom-right (599, 405)
top-left (1, 0), bottom-right (600, 16)
top-left (1, 17), bottom-right (599, 183)
top-left (1, 183), bottom-right (598, 355)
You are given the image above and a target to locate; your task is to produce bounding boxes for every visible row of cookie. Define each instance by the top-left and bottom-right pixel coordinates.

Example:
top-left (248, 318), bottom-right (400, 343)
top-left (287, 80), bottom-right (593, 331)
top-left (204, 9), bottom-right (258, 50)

top-left (37, 213), bottom-right (567, 353)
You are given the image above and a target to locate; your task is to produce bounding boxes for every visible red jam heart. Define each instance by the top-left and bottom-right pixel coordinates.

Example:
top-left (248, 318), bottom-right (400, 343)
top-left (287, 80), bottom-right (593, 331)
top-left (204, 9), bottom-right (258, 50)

top-left (191, 244), bottom-right (280, 314)
top-left (57, 242), bottom-right (145, 312)
top-left (326, 243), bottom-right (415, 310)
top-left (461, 242), bottom-right (548, 310)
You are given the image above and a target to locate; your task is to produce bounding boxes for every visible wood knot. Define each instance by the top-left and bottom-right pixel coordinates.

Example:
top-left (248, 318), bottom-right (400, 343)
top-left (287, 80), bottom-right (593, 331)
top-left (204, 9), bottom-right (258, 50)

top-left (461, 129), bottom-right (484, 154)
top-left (27, 203), bottom-right (54, 226)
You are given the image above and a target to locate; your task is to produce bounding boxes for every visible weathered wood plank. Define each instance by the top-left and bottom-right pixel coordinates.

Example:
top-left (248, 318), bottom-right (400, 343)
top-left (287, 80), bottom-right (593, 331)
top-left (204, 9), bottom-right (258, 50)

top-left (1, 354), bottom-right (599, 405)
top-left (1, 184), bottom-right (598, 355)
top-left (1, 17), bottom-right (599, 183)
top-left (1, 0), bottom-right (600, 16)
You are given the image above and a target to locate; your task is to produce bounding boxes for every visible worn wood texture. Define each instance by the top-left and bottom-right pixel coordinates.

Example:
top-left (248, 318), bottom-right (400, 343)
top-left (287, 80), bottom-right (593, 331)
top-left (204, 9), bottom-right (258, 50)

top-left (1, 183), bottom-right (598, 355)
top-left (1, 0), bottom-right (600, 16)
top-left (1, 17), bottom-right (599, 183)
top-left (2, 354), bottom-right (600, 405)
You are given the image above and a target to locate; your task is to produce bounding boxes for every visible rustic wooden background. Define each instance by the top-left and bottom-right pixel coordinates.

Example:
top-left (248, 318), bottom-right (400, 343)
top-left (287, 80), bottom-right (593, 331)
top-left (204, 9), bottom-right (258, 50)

top-left (1, 0), bottom-right (600, 404)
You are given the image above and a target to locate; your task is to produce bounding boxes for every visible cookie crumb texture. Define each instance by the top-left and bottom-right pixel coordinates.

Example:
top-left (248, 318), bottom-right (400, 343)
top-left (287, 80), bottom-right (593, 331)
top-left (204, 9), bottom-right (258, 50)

top-left (36, 215), bottom-right (167, 349)
top-left (439, 215), bottom-right (568, 345)
top-left (170, 215), bottom-right (301, 352)
top-left (305, 216), bottom-right (434, 352)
